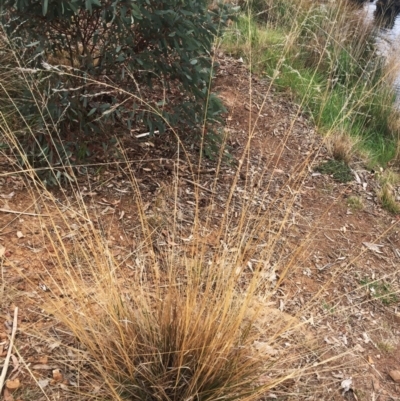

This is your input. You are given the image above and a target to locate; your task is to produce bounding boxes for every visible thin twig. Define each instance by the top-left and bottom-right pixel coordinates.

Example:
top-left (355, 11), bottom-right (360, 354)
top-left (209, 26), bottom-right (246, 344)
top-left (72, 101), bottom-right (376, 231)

top-left (0, 307), bottom-right (19, 394)
top-left (181, 178), bottom-right (216, 195)
top-left (0, 208), bottom-right (49, 217)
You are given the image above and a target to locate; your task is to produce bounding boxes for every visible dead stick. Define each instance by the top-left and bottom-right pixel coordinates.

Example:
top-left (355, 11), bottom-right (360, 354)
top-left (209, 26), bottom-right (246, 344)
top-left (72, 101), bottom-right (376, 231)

top-left (0, 307), bottom-right (19, 394)
top-left (0, 208), bottom-right (49, 217)
top-left (181, 178), bottom-right (216, 195)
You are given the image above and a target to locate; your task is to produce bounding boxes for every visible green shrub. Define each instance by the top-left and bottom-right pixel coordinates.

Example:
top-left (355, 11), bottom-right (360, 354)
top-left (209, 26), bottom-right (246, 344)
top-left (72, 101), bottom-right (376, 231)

top-left (0, 0), bottom-right (236, 184)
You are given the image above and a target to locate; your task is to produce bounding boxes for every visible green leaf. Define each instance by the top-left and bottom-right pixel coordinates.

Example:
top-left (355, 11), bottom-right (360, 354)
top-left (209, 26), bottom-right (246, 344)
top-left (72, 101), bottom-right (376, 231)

top-left (131, 4), bottom-right (142, 20)
top-left (42, 0), bottom-right (48, 15)
top-left (88, 108), bottom-right (97, 117)
top-left (69, 2), bottom-right (78, 13)
top-left (25, 41), bottom-right (40, 48)
top-left (85, 0), bottom-right (92, 13)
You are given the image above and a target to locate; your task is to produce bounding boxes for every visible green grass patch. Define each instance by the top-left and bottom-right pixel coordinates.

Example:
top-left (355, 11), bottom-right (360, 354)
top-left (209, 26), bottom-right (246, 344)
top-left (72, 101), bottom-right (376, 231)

top-left (347, 195), bottom-right (364, 211)
top-left (376, 341), bottom-right (395, 354)
top-left (316, 159), bottom-right (353, 183)
top-left (360, 279), bottom-right (399, 306)
top-left (222, 1), bottom-right (400, 166)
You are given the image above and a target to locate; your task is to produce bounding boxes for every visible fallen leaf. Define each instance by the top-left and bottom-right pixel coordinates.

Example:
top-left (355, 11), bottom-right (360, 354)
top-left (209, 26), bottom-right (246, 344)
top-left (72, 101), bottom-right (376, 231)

top-left (368, 355), bottom-right (374, 364)
top-left (38, 379), bottom-right (49, 389)
top-left (353, 344), bottom-right (365, 352)
top-left (6, 378), bottom-right (20, 392)
top-left (48, 341), bottom-right (61, 351)
top-left (38, 355), bottom-right (48, 364)
top-left (1, 192), bottom-right (15, 199)
top-left (101, 206), bottom-right (114, 215)
top-left (341, 378), bottom-right (352, 393)
top-left (363, 242), bottom-right (384, 254)
top-left (362, 332), bottom-right (371, 343)
top-left (59, 383), bottom-right (70, 390)
top-left (11, 354), bottom-right (19, 373)
top-left (101, 198), bottom-right (120, 206)
top-left (52, 368), bottom-right (63, 382)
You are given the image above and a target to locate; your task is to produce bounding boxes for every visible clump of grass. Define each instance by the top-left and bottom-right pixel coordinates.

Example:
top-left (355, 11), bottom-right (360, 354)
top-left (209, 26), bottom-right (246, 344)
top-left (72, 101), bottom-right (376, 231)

top-left (360, 278), bottom-right (399, 306)
top-left (316, 159), bottom-right (354, 183)
top-left (377, 184), bottom-right (400, 214)
top-left (379, 169), bottom-right (400, 186)
top-left (47, 248), bottom-right (267, 401)
top-left (31, 186), bottom-right (310, 401)
top-left (377, 341), bottom-right (396, 354)
top-left (325, 131), bottom-right (359, 164)
top-left (347, 195), bottom-right (364, 211)
top-left (377, 170), bottom-right (400, 214)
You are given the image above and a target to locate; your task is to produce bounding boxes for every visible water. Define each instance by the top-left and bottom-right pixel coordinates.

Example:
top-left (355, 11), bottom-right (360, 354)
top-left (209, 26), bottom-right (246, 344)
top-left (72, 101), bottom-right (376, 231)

top-left (362, 0), bottom-right (400, 99)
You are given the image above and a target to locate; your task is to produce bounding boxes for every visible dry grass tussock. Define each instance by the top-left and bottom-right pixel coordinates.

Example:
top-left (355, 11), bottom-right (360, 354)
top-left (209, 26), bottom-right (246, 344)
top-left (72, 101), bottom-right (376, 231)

top-left (0, 144), bottom-right (327, 399)
top-left (324, 131), bottom-right (359, 165)
top-left (1, 6), bottom-right (400, 401)
top-left (376, 170), bottom-right (400, 214)
top-left (0, 65), bottom-right (336, 401)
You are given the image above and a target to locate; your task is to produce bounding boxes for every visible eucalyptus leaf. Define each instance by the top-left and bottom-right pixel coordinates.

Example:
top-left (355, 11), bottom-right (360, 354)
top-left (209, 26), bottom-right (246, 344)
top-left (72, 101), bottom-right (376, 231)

top-left (42, 0), bottom-right (48, 15)
top-left (87, 107), bottom-right (97, 116)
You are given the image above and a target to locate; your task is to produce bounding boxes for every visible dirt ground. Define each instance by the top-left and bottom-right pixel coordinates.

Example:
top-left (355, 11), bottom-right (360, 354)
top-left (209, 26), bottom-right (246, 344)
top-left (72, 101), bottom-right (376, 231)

top-left (1, 55), bottom-right (400, 401)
